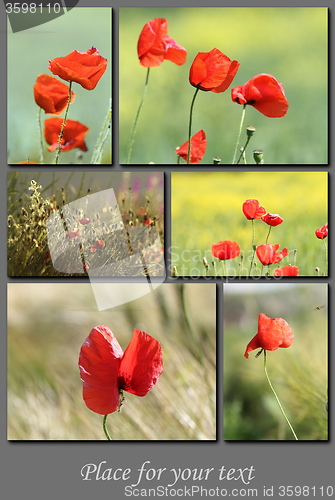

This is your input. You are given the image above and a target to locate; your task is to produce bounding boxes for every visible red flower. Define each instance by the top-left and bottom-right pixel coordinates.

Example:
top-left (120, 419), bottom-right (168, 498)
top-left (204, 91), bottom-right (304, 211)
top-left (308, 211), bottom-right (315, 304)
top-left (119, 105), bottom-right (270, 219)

top-left (315, 223), bottom-right (328, 239)
top-left (78, 326), bottom-right (163, 415)
top-left (175, 129), bottom-right (207, 164)
top-left (189, 48), bottom-right (239, 93)
top-left (34, 74), bottom-right (76, 115)
top-left (48, 47), bottom-right (108, 90)
top-left (273, 265), bottom-right (299, 277)
top-left (242, 199), bottom-right (266, 220)
top-left (137, 18), bottom-right (187, 68)
top-left (244, 313), bottom-right (294, 358)
top-left (66, 228), bottom-right (81, 239)
top-left (231, 74), bottom-right (289, 117)
top-left (44, 117), bottom-right (89, 152)
top-left (261, 212), bottom-right (284, 227)
top-left (256, 244), bottom-right (288, 265)
top-left (91, 240), bottom-right (105, 252)
top-left (211, 240), bottom-right (240, 260)
top-left (78, 218), bottom-right (91, 225)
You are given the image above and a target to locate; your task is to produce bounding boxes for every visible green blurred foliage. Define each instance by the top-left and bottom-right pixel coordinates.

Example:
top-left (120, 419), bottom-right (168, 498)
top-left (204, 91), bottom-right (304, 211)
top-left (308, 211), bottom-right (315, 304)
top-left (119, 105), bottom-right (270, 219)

top-left (171, 171), bottom-right (328, 276)
top-left (8, 8), bottom-right (111, 164)
top-left (224, 283), bottom-right (328, 441)
top-left (119, 7), bottom-right (327, 164)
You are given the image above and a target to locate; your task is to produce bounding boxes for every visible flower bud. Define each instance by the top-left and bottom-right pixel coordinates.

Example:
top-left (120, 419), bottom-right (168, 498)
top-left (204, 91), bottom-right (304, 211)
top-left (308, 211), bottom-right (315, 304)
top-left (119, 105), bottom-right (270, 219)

top-left (253, 149), bottom-right (264, 164)
top-left (246, 126), bottom-right (256, 137)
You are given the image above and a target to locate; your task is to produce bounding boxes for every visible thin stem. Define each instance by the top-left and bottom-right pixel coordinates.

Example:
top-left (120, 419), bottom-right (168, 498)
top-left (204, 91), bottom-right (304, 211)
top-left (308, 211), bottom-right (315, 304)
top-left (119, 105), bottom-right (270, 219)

top-left (37, 108), bottom-right (44, 164)
top-left (53, 81), bottom-right (73, 165)
top-left (187, 88), bottom-right (200, 164)
top-left (103, 414), bottom-right (112, 440)
top-left (91, 98), bottom-right (112, 164)
top-left (249, 220), bottom-right (255, 276)
top-left (126, 68), bottom-right (150, 164)
top-left (265, 226), bottom-right (272, 244)
top-left (323, 239), bottom-right (328, 274)
top-left (263, 350), bottom-right (298, 441)
top-left (232, 104), bottom-right (246, 164)
top-left (236, 135), bottom-right (251, 165)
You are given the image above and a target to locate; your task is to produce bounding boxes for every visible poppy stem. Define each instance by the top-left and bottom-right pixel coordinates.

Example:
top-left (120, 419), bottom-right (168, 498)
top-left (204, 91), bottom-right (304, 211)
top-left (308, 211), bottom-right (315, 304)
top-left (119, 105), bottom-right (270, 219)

top-left (232, 105), bottom-right (246, 164)
top-left (236, 135), bottom-right (252, 165)
top-left (249, 220), bottom-right (255, 276)
top-left (53, 81), bottom-right (73, 165)
top-left (265, 226), bottom-right (272, 244)
top-left (103, 414), bottom-right (112, 440)
top-left (263, 350), bottom-right (298, 441)
top-left (37, 108), bottom-right (45, 164)
top-left (91, 98), bottom-right (112, 164)
top-left (323, 239), bottom-right (328, 274)
top-left (126, 68), bottom-right (150, 164)
top-left (187, 88), bottom-right (200, 164)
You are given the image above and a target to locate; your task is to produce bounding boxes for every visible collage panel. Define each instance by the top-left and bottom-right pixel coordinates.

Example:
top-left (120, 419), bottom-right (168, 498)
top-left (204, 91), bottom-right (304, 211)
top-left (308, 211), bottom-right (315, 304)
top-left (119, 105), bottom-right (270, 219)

top-left (119, 7), bottom-right (327, 165)
top-left (7, 7), bottom-right (112, 165)
top-left (8, 171), bottom-right (164, 277)
top-left (171, 171), bottom-right (328, 277)
top-left (7, 282), bottom-right (216, 441)
top-left (223, 283), bottom-right (328, 441)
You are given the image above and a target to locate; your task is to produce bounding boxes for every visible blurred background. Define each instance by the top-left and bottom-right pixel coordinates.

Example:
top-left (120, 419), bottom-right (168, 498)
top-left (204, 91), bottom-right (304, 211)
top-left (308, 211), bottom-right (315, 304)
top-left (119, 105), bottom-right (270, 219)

top-left (7, 8), bottom-right (111, 164)
top-left (8, 282), bottom-right (216, 440)
top-left (119, 7), bottom-right (327, 165)
top-left (224, 283), bottom-right (328, 441)
top-left (171, 171), bottom-right (328, 276)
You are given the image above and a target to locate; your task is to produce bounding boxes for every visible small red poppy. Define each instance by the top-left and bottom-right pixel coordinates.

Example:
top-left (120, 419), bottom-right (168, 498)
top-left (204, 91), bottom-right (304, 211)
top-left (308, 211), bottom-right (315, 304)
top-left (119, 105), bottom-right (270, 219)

top-left (231, 73), bottom-right (289, 117)
top-left (242, 199), bottom-right (266, 220)
top-left (261, 212), bottom-right (284, 227)
top-left (78, 326), bottom-right (163, 415)
top-left (189, 48), bottom-right (239, 93)
top-left (315, 223), bottom-right (328, 239)
top-left (66, 229), bottom-right (81, 239)
top-left (34, 74), bottom-right (76, 115)
top-left (211, 240), bottom-right (240, 260)
top-left (91, 239), bottom-right (105, 252)
top-left (44, 117), bottom-right (89, 152)
top-left (244, 313), bottom-right (294, 358)
top-left (256, 244), bottom-right (288, 265)
top-left (273, 265), bottom-right (299, 277)
top-left (78, 218), bottom-right (91, 225)
top-left (137, 18), bottom-right (187, 68)
top-left (48, 47), bottom-right (108, 90)
top-left (175, 129), bottom-right (207, 164)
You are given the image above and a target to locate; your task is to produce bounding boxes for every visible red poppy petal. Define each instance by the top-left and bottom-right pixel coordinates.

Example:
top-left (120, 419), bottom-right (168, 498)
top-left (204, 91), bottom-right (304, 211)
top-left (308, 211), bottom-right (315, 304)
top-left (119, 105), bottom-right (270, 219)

top-left (175, 129), bottom-right (207, 164)
top-left (257, 313), bottom-right (294, 350)
top-left (79, 325), bottom-right (123, 415)
top-left (244, 333), bottom-right (261, 358)
top-left (119, 329), bottom-right (163, 396)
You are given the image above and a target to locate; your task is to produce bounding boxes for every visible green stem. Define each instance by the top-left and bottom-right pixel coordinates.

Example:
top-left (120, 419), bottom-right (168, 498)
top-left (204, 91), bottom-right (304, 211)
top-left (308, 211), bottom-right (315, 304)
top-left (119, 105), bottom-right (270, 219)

top-left (37, 108), bottom-right (44, 164)
top-left (323, 239), bottom-right (328, 274)
top-left (265, 226), bottom-right (272, 244)
top-left (263, 350), bottom-right (298, 440)
top-left (236, 135), bottom-right (251, 165)
top-left (91, 98), bottom-right (112, 164)
top-left (232, 104), bottom-right (246, 164)
top-left (126, 68), bottom-right (150, 164)
top-left (187, 88), bottom-right (200, 164)
top-left (249, 220), bottom-right (255, 276)
top-left (53, 81), bottom-right (73, 165)
top-left (103, 414), bottom-right (112, 440)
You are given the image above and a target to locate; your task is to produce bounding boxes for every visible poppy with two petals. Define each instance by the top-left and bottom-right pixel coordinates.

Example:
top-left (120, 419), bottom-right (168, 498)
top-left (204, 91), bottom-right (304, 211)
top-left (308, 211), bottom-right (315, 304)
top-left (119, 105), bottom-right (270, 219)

top-left (242, 199), bottom-right (266, 220)
top-left (189, 48), bottom-right (239, 93)
top-left (273, 265), bottom-right (299, 277)
top-left (256, 243), bottom-right (288, 266)
top-left (231, 73), bottom-right (289, 118)
top-left (315, 223), bottom-right (328, 239)
top-left (211, 240), bottom-right (240, 261)
top-left (44, 117), bottom-right (89, 152)
top-left (79, 325), bottom-right (163, 415)
top-left (91, 240), bottom-right (105, 252)
top-left (261, 213), bottom-right (284, 227)
top-left (137, 18), bottom-right (187, 68)
top-left (244, 313), bottom-right (294, 358)
top-left (49, 47), bottom-right (108, 90)
top-left (34, 74), bottom-right (76, 115)
top-left (175, 129), bottom-right (207, 164)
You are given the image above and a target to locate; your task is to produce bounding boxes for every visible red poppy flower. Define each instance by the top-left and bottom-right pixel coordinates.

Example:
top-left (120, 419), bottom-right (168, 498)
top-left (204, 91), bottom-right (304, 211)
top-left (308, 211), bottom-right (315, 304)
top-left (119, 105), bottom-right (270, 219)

top-left (66, 228), bottom-right (81, 239)
top-left (244, 313), bottom-right (294, 358)
top-left (256, 244), bottom-right (288, 265)
top-left (189, 48), bottom-right (239, 93)
top-left (261, 212), bottom-right (284, 227)
top-left (137, 18), bottom-right (187, 68)
top-left (44, 117), bottom-right (89, 152)
top-left (315, 223), bottom-right (328, 239)
top-left (175, 129), bottom-right (207, 164)
top-left (78, 218), bottom-right (91, 225)
top-left (231, 74), bottom-right (289, 117)
top-left (242, 199), bottom-right (266, 220)
top-left (211, 240), bottom-right (240, 260)
top-left (273, 265), bottom-right (299, 277)
top-left (91, 240), bottom-right (105, 252)
top-left (48, 47), bottom-right (108, 90)
top-left (34, 74), bottom-right (76, 115)
top-left (78, 325), bottom-right (163, 415)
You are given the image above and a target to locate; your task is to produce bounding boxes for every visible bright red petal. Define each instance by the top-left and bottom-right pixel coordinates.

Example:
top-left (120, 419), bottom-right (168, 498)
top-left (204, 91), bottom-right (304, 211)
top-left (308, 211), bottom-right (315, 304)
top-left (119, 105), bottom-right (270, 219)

top-left (244, 333), bottom-right (261, 358)
top-left (118, 329), bottom-right (163, 396)
top-left (257, 313), bottom-right (294, 351)
top-left (175, 129), bottom-right (207, 164)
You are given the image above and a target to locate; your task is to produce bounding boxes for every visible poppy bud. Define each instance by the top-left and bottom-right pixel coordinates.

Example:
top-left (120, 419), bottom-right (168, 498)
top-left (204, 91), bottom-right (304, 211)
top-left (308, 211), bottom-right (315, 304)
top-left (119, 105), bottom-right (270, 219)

top-left (253, 149), bottom-right (264, 164)
top-left (246, 126), bottom-right (256, 137)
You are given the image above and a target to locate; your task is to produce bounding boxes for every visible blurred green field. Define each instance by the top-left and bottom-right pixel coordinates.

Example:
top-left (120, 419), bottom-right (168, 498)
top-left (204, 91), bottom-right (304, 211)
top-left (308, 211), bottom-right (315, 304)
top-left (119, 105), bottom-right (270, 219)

top-left (171, 172), bottom-right (328, 277)
top-left (119, 7), bottom-right (327, 165)
top-left (224, 283), bottom-right (328, 441)
top-left (8, 8), bottom-right (111, 164)
top-left (8, 283), bottom-right (216, 440)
